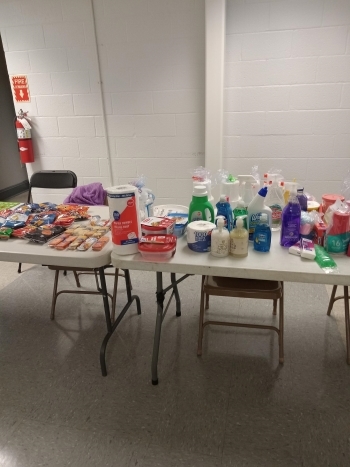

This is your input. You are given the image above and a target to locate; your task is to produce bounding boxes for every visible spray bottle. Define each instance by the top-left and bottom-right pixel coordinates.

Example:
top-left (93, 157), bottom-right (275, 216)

top-left (237, 175), bottom-right (257, 208)
top-left (265, 174), bottom-right (284, 231)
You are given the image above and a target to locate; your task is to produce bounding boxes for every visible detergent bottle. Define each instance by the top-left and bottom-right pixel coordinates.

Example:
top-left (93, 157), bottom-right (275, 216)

top-left (189, 185), bottom-right (215, 223)
top-left (233, 199), bottom-right (248, 229)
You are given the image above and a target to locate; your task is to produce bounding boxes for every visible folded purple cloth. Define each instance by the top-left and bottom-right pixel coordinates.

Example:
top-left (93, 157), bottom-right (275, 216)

top-left (64, 183), bottom-right (107, 206)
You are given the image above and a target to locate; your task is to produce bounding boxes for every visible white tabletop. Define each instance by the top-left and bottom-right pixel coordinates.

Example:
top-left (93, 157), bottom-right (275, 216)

top-left (111, 232), bottom-right (350, 286)
top-left (0, 206), bottom-right (112, 269)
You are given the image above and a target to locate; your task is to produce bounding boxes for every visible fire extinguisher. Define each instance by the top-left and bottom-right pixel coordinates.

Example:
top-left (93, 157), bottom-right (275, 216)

top-left (14, 109), bottom-right (34, 163)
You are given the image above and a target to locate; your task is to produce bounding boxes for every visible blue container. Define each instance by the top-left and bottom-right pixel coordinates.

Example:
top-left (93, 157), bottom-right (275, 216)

top-left (253, 213), bottom-right (271, 252)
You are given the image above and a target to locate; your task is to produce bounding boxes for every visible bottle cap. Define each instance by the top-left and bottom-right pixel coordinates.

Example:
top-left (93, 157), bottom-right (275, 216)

top-left (193, 185), bottom-right (208, 196)
top-left (258, 187), bottom-right (268, 197)
top-left (297, 187), bottom-right (304, 193)
top-left (220, 194), bottom-right (226, 202)
top-left (260, 213), bottom-right (268, 223)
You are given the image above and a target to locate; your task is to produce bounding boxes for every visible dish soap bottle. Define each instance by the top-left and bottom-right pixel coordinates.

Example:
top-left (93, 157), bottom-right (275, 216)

top-left (265, 174), bottom-right (284, 231)
top-left (211, 216), bottom-right (229, 257)
top-left (253, 213), bottom-right (271, 252)
top-left (233, 199), bottom-right (248, 229)
top-left (188, 185), bottom-right (215, 223)
top-left (247, 187), bottom-right (272, 242)
top-left (230, 216), bottom-right (248, 258)
top-left (216, 195), bottom-right (234, 231)
top-left (280, 182), bottom-right (301, 247)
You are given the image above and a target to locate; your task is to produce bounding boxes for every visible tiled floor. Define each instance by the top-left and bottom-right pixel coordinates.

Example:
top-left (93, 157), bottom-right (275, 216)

top-left (0, 262), bottom-right (349, 466)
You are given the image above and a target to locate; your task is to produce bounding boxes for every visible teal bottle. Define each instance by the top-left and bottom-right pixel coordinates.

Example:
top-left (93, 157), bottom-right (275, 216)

top-left (253, 213), bottom-right (271, 252)
top-left (188, 185), bottom-right (214, 223)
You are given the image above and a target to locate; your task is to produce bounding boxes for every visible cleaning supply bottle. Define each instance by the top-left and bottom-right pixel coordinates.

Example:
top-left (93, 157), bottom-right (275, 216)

top-left (230, 216), bottom-right (248, 257)
top-left (211, 216), bottom-right (229, 257)
top-left (247, 187), bottom-right (272, 241)
top-left (216, 195), bottom-right (234, 231)
top-left (253, 213), bottom-right (271, 252)
top-left (265, 174), bottom-right (284, 231)
top-left (188, 185), bottom-right (215, 223)
top-left (297, 187), bottom-right (308, 212)
top-left (280, 182), bottom-right (301, 247)
top-left (233, 199), bottom-right (248, 229)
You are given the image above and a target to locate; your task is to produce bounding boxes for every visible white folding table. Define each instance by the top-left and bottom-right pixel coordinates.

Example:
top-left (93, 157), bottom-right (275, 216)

top-left (0, 206), bottom-right (140, 374)
top-left (111, 233), bottom-right (350, 385)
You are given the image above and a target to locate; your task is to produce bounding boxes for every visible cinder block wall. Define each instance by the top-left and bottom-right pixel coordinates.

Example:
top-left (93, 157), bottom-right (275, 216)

top-left (1, 0), bottom-right (205, 204)
top-left (1, 0), bottom-right (349, 204)
top-left (224, 0), bottom-right (350, 200)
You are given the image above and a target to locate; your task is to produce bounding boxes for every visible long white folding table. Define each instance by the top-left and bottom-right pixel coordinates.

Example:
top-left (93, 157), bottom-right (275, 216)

top-left (0, 206), bottom-right (140, 374)
top-left (110, 233), bottom-right (350, 385)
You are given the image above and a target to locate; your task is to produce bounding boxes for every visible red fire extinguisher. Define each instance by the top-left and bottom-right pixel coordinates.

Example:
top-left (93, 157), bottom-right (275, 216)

top-left (14, 109), bottom-right (34, 163)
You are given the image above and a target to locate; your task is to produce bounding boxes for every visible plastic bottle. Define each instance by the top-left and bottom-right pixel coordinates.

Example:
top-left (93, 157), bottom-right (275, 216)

top-left (247, 187), bottom-right (272, 242)
top-left (188, 185), bottom-right (215, 223)
top-left (297, 187), bottom-right (308, 212)
top-left (280, 182), bottom-right (301, 247)
top-left (230, 216), bottom-right (248, 258)
top-left (265, 174), bottom-right (284, 231)
top-left (253, 213), bottom-right (271, 252)
top-left (216, 194), bottom-right (234, 231)
top-left (241, 181), bottom-right (254, 208)
top-left (233, 199), bottom-right (248, 229)
top-left (211, 216), bottom-right (230, 257)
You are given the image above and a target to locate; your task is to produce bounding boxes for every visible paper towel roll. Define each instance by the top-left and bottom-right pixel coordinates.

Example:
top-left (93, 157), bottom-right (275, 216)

top-left (107, 184), bottom-right (141, 255)
top-left (187, 220), bottom-right (216, 252)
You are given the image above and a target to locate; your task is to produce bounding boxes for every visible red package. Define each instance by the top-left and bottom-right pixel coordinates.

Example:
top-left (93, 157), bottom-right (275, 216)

top-left (314, 220), bottom-right (327, 246)
top-left (54, 214), bottom-right (76, 227)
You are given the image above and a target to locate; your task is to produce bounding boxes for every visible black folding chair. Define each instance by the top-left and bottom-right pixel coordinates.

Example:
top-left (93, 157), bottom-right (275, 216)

top-left (18, 170), bottom-right (77, 273)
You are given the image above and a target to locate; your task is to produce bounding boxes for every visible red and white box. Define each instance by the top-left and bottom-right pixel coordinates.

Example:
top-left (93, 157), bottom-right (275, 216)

top-left (141, 217), bottom-right (175, 236)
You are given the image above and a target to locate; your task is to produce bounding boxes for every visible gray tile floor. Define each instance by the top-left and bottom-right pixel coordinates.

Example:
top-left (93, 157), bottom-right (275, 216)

top-left (0, 262), bottom-right (349, 466)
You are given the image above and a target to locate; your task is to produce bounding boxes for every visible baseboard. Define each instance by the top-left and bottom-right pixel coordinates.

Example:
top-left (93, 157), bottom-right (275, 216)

top-left (0, 180), bottom-right (29, 200)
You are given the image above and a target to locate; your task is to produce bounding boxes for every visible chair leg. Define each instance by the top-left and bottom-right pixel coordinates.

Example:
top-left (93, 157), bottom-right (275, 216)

top-left (18, 263), bottom-right (22, 274)
top-left (73, 271), bottom-right (81, 288)
top-left (273, 299), bottom-right (277, 315)
top-left (50, 270), bottom-right (60, 320)
top-left (111, 269), bottom-right (119, 323)
top-left (344, 286), bottom-right (350, 365)
top-left (205, 293), bottom-right (209, 310)
top-left (63, 270), bottom-right (67, 276)
top-left (327, 285), bottom-right (338, 316)
top-left (197, 276), bottom-right (206, 356)
top-left (279, 283), bottom-right (284, 364)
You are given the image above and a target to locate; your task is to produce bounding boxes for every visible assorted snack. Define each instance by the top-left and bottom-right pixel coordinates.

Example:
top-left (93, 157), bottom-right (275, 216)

top-left (0, 202), bottom-right (110, 253)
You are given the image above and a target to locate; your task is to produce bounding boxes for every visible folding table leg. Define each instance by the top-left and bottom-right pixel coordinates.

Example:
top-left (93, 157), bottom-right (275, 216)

top-left (152, 272), bottom-right (164, 385)
top-left (344, 286), bottom-right (350, 365)
top-left (171, 273), bottom-right (181, 317)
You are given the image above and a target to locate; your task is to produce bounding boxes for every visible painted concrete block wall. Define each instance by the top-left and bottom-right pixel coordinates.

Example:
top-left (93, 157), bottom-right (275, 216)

top-left (224, 0), bottom-right (350, 201)
top-left (1, 0), bottom-right (205, 205)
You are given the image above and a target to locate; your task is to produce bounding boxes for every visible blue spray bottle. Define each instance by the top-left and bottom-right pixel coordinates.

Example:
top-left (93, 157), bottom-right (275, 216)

top-left (253, 213), bottom-right (271, 252)
top-left (216, 195), bottom-right (234, 231)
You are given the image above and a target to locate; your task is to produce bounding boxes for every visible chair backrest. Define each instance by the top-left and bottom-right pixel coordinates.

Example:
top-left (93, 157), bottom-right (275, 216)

top-left (27, 170), bottom-right (77, 203)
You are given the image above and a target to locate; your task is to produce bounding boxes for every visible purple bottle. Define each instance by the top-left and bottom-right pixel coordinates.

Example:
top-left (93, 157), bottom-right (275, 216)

top-left (280, 184), bottom-right (301, 247)
top-left (297, 187), bottom-right (307, 212)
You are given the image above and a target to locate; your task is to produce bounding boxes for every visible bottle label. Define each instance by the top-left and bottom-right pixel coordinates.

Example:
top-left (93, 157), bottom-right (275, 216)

top-left (270, 204), bottom-right (282, 226)
top-left (191, 211), bottom-right (203, 222)
top-left (230, 237), bottom-right (248, 256)
top-left (212, 237), bottom-right (229, 256)
top-left (283, 221), bottom-right (299, 242)
top-left (248, 212), bottom-right (261, 241)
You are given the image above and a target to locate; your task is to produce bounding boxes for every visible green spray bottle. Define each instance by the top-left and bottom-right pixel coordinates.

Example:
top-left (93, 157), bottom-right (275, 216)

top-left (188, 185), bottom-right (215, 223)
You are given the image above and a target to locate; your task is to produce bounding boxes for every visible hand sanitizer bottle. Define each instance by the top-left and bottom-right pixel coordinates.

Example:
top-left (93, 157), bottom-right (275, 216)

top-left (253, 213), bottom-right (271, 252)
top-left (230, 216), bottom-right (248, 258)
top-left (211, 216), bottom-right (229, 257)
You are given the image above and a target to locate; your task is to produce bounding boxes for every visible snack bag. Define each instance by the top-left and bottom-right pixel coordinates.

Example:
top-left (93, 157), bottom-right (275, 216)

top-left (92, 236), bottom-right (109, 251)
top-left (77, 237), bottom-right (97, 251)
top-left (55, 236), bottom-right (77, 250)
top-left (0, 228), bottom-right (13, 240)
top-left (25, 225), bottom-right (65, 244)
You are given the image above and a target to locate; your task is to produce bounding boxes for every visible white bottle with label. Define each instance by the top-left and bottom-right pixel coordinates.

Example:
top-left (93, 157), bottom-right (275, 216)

top-left (230, 216), bottom-right (248, 257)
top-left (247, 187), bottom-right (272, 242)
top-left (211, 216), bottom-right (229, 257)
